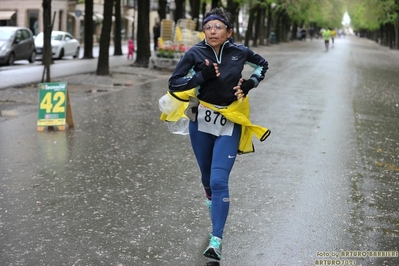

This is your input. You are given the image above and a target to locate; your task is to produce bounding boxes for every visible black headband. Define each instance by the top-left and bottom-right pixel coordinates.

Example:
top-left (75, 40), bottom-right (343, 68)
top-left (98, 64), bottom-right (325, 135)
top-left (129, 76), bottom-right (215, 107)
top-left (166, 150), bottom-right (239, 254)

top-left (202, 15), bottom-right (231, 29)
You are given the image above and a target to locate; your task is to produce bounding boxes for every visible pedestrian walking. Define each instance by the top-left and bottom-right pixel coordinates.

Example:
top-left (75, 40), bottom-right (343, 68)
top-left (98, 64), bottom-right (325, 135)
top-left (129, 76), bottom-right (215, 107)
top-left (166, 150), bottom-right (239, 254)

top-left (309, 27), bottom-right (315, 40)
top-left (127, 39), bottom-right (134, 60)
top-left (322, 27), bottom-right (331, 51)
top-left (330, 28), bottom-right (336, 48)
top-left (153, 21), bottom-right (160, 51)
top-left (165, 7), bottom-right (270, 261)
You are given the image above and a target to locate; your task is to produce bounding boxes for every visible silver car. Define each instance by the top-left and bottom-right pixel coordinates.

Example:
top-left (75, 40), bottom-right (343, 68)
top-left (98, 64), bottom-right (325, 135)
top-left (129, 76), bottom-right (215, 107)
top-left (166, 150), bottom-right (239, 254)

top-left (0, 26), bottom-right (36, 66)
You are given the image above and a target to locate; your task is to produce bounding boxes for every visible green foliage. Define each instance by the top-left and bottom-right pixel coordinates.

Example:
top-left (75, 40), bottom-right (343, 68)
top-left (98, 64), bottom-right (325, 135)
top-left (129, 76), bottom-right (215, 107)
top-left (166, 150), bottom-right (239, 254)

top-left (379, 0), bottom-right (399, 24)
top-left (348, 0), bottom-right (381, 30)
top-left (262, 0), bottom-right (346, 28)
top-left (348, 0), bottom-right (399, 30)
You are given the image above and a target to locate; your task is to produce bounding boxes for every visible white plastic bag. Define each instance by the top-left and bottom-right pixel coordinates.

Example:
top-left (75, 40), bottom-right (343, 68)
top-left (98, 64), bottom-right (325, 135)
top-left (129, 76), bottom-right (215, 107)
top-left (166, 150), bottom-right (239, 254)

top-left (158, 93), bottom-right (181, 114)
top-left (165, 118), bottom-right (189, 135)
top-left (159, 93), bottom-right (189, 135)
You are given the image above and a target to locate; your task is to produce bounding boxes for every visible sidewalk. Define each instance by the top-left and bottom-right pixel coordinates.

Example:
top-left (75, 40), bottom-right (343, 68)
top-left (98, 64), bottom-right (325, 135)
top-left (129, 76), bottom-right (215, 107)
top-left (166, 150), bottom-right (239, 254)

top-left (0, 65), bottom-right (171, 123)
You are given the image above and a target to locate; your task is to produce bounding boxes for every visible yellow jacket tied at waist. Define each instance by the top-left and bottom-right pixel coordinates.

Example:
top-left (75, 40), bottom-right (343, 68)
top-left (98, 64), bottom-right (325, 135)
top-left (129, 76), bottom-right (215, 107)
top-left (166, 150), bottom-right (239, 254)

top-left (159, 89), bottom-right (270, 154)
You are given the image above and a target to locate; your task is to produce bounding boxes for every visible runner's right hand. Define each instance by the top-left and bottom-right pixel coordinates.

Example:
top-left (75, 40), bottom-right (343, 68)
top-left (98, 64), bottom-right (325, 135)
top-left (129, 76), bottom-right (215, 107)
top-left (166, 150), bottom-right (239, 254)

top-left (200, 59), bottom-right (219, 82)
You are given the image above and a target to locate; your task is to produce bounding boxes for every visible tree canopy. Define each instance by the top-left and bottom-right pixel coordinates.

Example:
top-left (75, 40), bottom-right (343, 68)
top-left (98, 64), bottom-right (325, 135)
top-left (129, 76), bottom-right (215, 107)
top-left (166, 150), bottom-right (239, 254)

top-left (348, 0), bottom-right (399, 30)
top-left (84, 0), bottom-right (399, 75)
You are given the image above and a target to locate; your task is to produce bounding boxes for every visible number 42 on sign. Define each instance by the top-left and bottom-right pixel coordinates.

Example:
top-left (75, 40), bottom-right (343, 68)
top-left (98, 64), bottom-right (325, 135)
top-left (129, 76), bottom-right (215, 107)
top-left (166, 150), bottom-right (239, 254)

top-left (37, 82), bottom-right (74, 131)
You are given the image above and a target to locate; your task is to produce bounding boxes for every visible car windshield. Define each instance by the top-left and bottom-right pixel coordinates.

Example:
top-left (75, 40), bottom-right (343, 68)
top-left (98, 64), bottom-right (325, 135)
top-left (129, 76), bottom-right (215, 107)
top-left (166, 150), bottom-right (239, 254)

top-left (52, 34), bottom-right (63, 41)
top-left (35, 32), bottom-right (63, 41)
top-left (0, 28), bottom-right (15, 41)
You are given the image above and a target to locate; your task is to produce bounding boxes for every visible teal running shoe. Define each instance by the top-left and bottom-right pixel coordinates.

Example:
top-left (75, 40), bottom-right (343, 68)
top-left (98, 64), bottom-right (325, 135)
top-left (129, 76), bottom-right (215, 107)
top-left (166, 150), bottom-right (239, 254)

top-left (203, 234), bottom-right (222, 260)
top-left (206, 199), bottom-right (212, 216)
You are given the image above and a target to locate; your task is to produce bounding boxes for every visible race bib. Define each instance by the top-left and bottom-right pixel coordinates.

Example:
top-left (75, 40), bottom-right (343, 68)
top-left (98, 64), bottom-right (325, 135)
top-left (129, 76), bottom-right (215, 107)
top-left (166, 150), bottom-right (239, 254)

top-left (197, 104), bottom-right (234, 136)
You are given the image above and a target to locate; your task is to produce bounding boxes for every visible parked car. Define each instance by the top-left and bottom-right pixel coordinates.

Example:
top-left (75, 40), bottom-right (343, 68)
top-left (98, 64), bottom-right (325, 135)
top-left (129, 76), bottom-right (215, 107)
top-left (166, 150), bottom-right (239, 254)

top-left (0, 26), bottom-right (36, 66)
top-left (35, 31), bottom-right (80, 60)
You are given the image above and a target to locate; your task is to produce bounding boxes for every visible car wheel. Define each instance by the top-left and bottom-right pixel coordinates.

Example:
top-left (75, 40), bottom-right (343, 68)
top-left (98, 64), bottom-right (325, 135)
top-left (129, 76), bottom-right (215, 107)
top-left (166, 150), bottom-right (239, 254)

top-left (58, 48), bottom-right (64, 59)
top-left (8, 53), bottom-right (15, 65)
top-left (29, 51), bottom-right (36, 63)
top-left (73, 47), bottom-right (80, 58)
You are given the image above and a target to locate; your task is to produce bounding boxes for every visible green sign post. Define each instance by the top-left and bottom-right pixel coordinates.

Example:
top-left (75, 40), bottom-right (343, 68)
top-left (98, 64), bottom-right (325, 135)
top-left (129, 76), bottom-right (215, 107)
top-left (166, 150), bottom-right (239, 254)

top-left (37, 82), bottom-right (74, 131)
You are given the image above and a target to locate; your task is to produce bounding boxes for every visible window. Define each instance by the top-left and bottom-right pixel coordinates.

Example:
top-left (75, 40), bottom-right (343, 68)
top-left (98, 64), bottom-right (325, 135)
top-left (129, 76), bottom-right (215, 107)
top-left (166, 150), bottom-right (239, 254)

top-left (28, 10), bottom-right (39, 35)
top-left (21, 29), bottom-right (31, 40)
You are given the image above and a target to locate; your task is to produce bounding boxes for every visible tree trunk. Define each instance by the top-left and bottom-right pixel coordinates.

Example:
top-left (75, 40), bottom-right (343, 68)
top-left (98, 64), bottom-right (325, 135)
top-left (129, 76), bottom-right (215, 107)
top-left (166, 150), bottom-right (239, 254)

top-left (201, 2), bottom-right (206, 16)
top-left (158, 0), bottom-right (167, 20)
top-left (245, 5), bottom-right (257, 47)
top-left (391, 23), bottom-right (395, 49)
top-left (292, 21), bottom-right (298, 41)
top-left (381, 24), bottom-right (387, 46)
top-left (387, 23), bottom-right (394, 49)
top-left (83, 0), bottom-right (94, 59)
top-left (226, 0), bottom-right (240, 41)
top-left (211, 0), bottom-right (221, 9)
top-left (265, 4), bottom-right (272, 45)
top-left (114, 0), bottom-right (123, 55)
top-left (395, 18), bottom-right (399, 50)
top-left (42, 0), bottom-right (52, 82)
top-left (258, 6), bottom-right (266, 46)
top-left (253, 7), bottom-right (260, 47)
top-left (96, 0), bottom-right (113, 76)
top-left (274, 11), bottom-right (282, 43)
top-left (284, 16), bottom-right (291, 42)
top-left (189, 0), bottom-right (201, 30)
top-left (174, 0), bottom-right (185, 23)
top-left (280, 12), bottom-right (289, 42)
top-left (134, 0), bottom-right (150, 67)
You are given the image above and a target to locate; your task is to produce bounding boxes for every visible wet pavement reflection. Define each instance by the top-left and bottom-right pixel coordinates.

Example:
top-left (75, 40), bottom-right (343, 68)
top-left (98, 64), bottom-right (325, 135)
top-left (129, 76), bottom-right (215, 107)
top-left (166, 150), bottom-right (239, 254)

top-left (1, 37), bottom-right (398, 265)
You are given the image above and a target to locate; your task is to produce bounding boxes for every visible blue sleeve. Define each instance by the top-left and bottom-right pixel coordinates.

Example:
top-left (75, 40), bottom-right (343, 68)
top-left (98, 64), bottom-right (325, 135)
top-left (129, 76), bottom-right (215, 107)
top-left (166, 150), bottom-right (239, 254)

top-left (245, 49), bottom-right (268, 87)
top-left (168, 51), bottom-right (205, 92)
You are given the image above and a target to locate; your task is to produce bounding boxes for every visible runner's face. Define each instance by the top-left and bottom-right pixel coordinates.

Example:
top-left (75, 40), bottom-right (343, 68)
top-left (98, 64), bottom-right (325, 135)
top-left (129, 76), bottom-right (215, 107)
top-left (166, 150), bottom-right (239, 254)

top-left (203, 20), bottom-right (232, 51)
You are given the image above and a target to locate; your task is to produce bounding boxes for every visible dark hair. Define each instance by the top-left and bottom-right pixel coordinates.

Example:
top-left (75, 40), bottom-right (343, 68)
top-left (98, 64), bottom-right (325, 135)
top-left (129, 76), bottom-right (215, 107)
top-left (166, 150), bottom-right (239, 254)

top-left (203, 7), bottom-right (233, 29)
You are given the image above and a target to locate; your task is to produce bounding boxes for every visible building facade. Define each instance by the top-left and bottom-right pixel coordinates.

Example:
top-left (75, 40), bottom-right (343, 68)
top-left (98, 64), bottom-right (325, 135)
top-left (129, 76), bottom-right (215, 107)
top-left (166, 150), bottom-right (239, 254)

top-left (0, 0), bottom-right (160, 44)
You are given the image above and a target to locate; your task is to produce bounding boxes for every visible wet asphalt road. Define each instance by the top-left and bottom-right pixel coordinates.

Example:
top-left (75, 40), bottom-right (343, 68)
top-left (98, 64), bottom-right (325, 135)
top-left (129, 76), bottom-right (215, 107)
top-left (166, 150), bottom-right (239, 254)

top-left (0, 37), bottom-right (398, 266)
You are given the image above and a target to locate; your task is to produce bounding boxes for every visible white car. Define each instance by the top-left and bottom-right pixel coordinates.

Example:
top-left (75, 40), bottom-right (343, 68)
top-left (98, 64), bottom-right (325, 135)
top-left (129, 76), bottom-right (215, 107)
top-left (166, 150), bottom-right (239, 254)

top-left (35, 31), bottom-right (80, 59)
